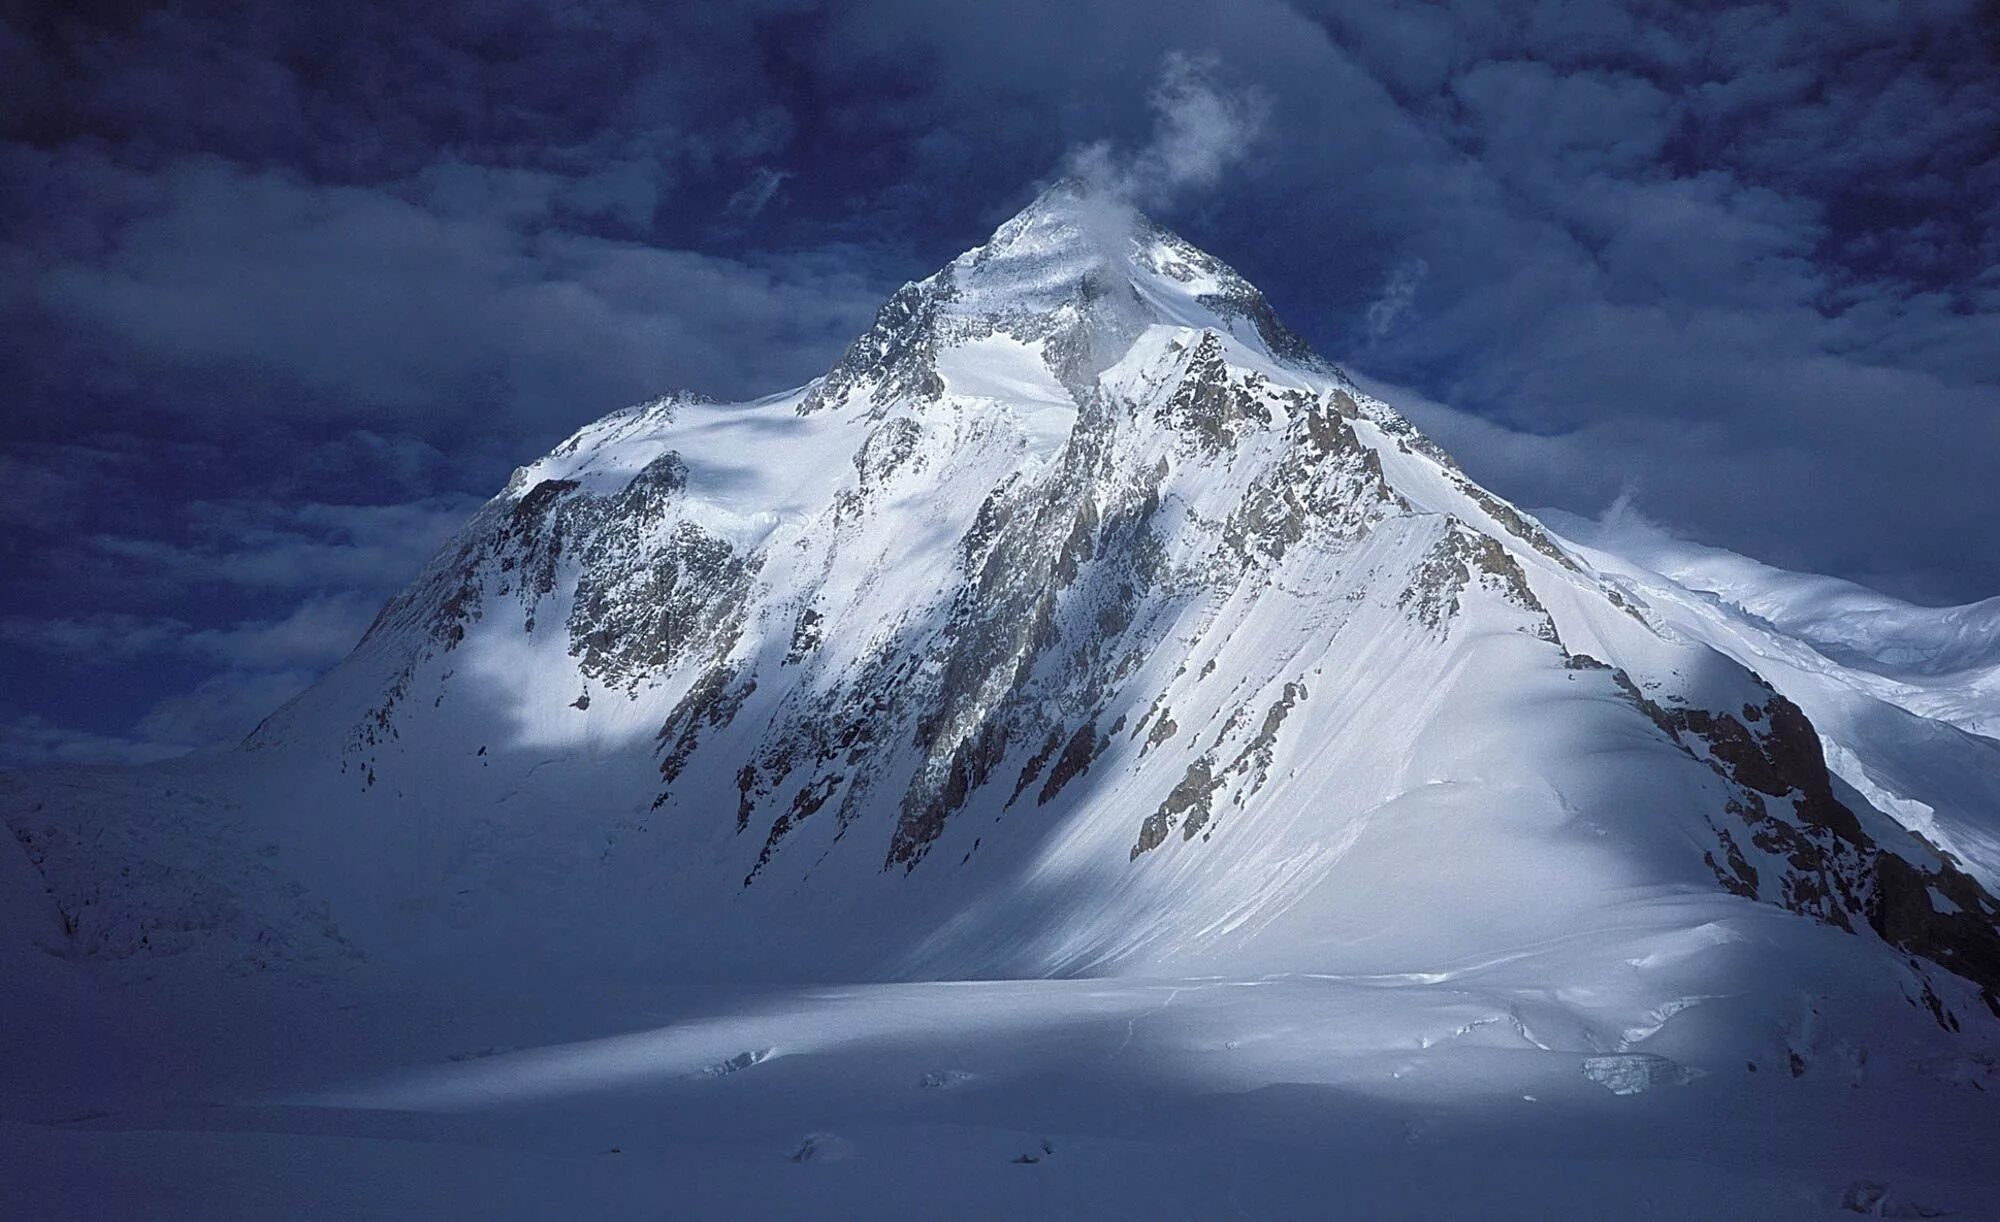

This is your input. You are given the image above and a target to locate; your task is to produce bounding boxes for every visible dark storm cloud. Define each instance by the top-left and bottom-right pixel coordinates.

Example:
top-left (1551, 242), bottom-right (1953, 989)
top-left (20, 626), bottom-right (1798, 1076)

top-left (81, 495), bottom-right (484, 594)
top-left (0, 589), bottom-right (374, 767)
top-left (3, 0), bottom-right (1996, 764)
top-left (0, 485), bottom-right (471, 765)
top-left (7, 148), bottom-right (884, 427)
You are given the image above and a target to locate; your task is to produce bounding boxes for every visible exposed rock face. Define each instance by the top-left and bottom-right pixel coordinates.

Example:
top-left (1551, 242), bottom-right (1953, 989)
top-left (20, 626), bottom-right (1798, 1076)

top-left (1133, 756), bottom-right (1216, 858)
top-left (1566, 652), bottom-right (2000, 1017)
top-left (799, 279), bottom-right (953, 417)
top-left (69, 179), bottom-right (1995, 1006)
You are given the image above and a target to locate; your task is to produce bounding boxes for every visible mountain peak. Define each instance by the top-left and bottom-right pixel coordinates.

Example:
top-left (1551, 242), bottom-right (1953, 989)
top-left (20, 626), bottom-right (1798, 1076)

top-left (997, 174), bottom-right (1116, 223)
top-left (800, 177), bottom-right (1339, 415)
top-left (975, 175), bottom-right (1141, 262)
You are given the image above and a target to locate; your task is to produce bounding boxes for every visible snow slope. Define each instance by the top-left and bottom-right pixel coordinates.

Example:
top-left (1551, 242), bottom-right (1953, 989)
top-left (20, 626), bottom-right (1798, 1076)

top-left (1546, 508), bottom-right (2000, 889)
top-left (4, 179), bottom-right (1998, 1218)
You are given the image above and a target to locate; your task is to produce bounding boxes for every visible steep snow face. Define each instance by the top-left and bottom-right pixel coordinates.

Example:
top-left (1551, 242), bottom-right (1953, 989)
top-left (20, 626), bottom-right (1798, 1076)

top-left (9, 184), bottom-right (2000, 1035)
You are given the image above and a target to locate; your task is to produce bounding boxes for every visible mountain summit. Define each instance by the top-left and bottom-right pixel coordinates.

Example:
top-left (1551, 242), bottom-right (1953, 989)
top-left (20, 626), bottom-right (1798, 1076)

top-left (795, 177), bottom-right (1335, 420)
top-left (10, 185), bottom-right (2000, 1029)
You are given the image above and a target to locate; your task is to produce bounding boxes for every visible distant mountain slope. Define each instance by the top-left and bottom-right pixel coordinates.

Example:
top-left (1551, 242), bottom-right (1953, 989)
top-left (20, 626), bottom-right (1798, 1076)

top-left (1544, 508), bottom-right (2000, 890)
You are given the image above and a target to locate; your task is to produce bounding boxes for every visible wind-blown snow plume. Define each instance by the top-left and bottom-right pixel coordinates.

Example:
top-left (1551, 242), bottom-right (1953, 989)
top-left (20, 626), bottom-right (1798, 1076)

top-left (1585, 485), bottom-right (1684, 557)
top-left (1067, 53), bottom-right (1267, 211)
top-left (1364, 257), bottom-right (1430, 343)
top-left (724, 167), bottom-right (792, 221)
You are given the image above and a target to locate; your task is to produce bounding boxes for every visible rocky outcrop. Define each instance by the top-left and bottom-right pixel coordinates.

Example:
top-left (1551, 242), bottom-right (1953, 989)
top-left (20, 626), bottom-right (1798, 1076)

top-left (1573, 651), bottom-right (2000, 1020)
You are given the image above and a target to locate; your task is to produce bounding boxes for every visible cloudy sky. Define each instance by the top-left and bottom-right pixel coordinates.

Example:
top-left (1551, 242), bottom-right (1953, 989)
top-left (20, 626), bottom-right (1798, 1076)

top-left (3, 0), bottom-right (1996, 766)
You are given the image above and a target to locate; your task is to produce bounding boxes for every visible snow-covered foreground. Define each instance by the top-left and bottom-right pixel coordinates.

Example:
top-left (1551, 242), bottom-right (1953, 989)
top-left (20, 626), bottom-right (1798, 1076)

top-left (6, 934), bottom-right (1998, 1221)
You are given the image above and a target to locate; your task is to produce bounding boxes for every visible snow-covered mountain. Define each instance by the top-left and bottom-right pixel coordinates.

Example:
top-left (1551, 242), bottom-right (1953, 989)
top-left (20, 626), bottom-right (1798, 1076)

top-left (9, 178), bottom-right (2000, 1219)
top-left (10, 180), bottom-right (2000, 1007)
